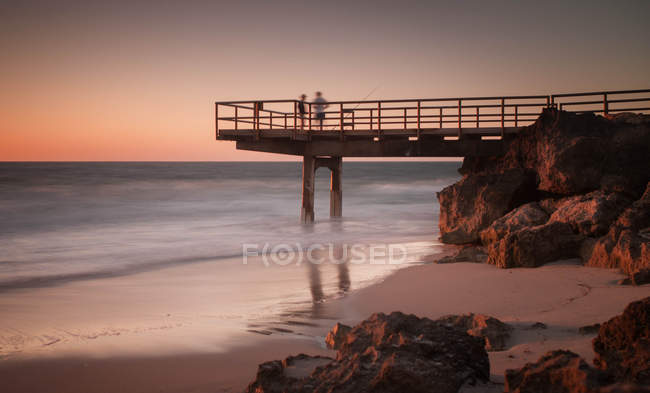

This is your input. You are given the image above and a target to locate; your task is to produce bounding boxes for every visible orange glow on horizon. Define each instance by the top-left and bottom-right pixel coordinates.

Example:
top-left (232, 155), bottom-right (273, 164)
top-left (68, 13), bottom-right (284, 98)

top-left (1, 1), bottom-right (649, 161)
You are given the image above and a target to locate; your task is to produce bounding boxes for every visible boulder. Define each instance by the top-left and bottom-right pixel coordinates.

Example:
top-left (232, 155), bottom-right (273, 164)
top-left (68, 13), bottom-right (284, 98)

top-left (631, 268), bottom-right (650, 286)
top-left (246, 312), bottom-right (490, 393)
top-left (587, 183), bottom-right (650, 275)
top-left (436, 313), bottom-right (513, 351)
top-left (487, 221), bottom-right (584, 268)
top-left (479, 202), bottom-right (549, 245)
top-left (579, 323), bottom-right (601, 335)
top-left (504, 350), bottom-right (612, 393)
top-left (549, 191), bottom-right (631, 237)
top-left (437, 169), bottom-right (537, 244)
top-left (593, 296), bottom-right (650, 384)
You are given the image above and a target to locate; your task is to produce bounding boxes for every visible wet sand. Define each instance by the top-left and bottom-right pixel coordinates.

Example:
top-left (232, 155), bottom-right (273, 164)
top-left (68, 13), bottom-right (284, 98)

top-left (1, 258), bottom-right (648, 392)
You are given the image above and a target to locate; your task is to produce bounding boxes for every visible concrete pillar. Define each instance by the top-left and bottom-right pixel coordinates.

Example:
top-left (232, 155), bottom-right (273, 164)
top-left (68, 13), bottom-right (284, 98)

top-left (329, 157), bottom-right (342, 217)
top-left (301, 155), bottom-right (315, 223)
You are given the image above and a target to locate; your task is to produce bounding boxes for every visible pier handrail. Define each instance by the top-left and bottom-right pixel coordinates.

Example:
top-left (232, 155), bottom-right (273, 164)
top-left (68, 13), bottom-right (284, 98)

top-left (215, 89), bottom-right (650, 139)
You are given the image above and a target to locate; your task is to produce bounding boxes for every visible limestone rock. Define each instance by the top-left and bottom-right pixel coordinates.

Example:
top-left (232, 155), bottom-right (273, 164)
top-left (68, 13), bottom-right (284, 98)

top-left (487, 221), bottom-right (584, 268)
top-left (504, 350), bottom-right (612, 393)
top-left (246, 312), bottom-right (490, 393)
top-left (437, 169), bottom-right (537, 244)
top-left (437, 313), bottom-right (513, 351)
top-left (479, 202), bottom-right (549, 245)
top-left (549, 191), bottom-right (631, 237)
top-left (631, 268), bottom-right (650, 286)
top-left (593, 296), bottom-right (650, 384)
top-left (587, 184), bottom-right (650, 275)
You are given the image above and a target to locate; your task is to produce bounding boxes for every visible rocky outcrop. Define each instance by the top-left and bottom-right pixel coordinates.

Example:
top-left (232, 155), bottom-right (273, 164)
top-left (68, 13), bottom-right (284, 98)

top-left (436, 313), bottom-right (513, 351)
top-left (246, 312), bottom-right (489, 393)
top-left (439, 109), bottom-right (650, 273)
top-left (460, 109), bottom-right (650, 197)
top-left (437, 169), bottom-right (537, 244)
top-left (586, 184), bottom-right (650, 275)
top-left (593, 296), bottom-right (650, 384)
top-left (504, 350), bottom-right (612, 393)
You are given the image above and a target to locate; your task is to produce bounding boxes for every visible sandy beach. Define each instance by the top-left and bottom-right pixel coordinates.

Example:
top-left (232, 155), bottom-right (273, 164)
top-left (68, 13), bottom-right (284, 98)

top-left (1, 256), bottom-right (648, 392)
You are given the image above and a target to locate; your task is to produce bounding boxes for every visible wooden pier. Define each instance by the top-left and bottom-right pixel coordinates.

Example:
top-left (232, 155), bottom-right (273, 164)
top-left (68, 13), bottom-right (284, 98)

top-left (215, 89), bottom-right (650, 223)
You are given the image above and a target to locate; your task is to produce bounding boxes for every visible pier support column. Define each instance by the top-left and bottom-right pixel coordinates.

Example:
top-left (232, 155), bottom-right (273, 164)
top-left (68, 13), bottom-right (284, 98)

top-left (301, 155), bottom-right (316, 223)
top-left (329, 157), bottom-right (342, 217)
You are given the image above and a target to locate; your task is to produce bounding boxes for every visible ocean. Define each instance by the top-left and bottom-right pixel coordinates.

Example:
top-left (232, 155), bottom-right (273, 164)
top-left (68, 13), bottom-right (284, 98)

top-left (0, 161), bottom-right (461, 357)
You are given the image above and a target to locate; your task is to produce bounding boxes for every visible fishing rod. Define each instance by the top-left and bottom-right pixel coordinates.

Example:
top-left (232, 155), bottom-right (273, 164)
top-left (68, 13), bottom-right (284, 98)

top-left (327, 86), bottom-right (380, 130)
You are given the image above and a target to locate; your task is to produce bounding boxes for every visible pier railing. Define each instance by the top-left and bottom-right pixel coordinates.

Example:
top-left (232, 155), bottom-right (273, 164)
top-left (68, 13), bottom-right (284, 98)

top-left (215, 89), bottom-right (650, 139)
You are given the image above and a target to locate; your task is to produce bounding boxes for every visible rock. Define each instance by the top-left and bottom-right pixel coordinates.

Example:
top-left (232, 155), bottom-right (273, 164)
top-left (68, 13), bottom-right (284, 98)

top-left (246, 312), bottom-right (490, 393)
top-left (324, 322), bottom-right (351, 350)
top-left (593, 296), bottom-right (650, 384)
top-left (487, 221), bottom-right (584, 268)
top-left (528, 322), bottom-right (548, 330)
top-left (436, 245), bottom-right (488, 264)
top-left (579, 323), bottom-right (601, 335)
top-left (504, 350), bottom-right (612, 393)
top-left (631, 268), bottom-right (650, 286)
top-left (479, 202), bottom-right (549, 245)
top-left (587, 183), bottom-right (650, 275)
top-left (437, 169), bottom-right (538, 244)
top-left (436, 313), bottom-right (513, 351)
top-left (548, 191), bottom-right (631, 237)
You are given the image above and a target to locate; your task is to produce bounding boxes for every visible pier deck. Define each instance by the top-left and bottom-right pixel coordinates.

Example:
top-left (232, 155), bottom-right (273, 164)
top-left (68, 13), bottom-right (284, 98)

top-left (214, 89), bottom-right (650, 222)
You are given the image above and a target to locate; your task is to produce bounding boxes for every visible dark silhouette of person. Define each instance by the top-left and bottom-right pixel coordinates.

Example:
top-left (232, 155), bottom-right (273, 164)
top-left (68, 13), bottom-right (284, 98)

top-left (298, 94), bottom-right (307, 130)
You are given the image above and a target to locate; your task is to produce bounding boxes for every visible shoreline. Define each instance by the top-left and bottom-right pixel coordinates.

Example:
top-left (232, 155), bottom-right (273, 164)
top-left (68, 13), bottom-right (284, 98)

top-left (1, 255), bottom-right (648, 392)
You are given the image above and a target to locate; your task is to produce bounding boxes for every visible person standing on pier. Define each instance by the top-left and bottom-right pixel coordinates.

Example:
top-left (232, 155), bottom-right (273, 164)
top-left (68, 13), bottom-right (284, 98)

top-left (298, 94), bottom-right (307, 130)
top-left (313, 91), bottom-right (329, 129)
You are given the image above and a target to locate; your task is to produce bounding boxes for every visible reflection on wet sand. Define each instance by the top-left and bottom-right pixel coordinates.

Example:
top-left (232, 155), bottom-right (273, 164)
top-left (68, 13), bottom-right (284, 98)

top-left (307, 244), bottom-right (350, 305)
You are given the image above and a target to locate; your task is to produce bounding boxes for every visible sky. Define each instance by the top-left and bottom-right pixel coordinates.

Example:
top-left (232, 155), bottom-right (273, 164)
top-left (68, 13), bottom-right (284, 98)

top-left (1, 0), bottom-right (649, 161)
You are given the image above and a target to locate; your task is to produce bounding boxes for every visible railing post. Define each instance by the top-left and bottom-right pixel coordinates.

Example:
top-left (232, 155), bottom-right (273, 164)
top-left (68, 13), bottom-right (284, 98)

top-left (475, 106), bottom-right (479, 128)
top-left (370, 109), bottom-right (373, 131)
top-left (215, 103), bottom-right (219, 138)
top-left (294, 101), bottom-right (297, 130)
top-left (439, 107), bottom-right (442, 128)
top-left (284, 113), bottom-right (287, 129)
top-left (308, 103), bottom-right (312, 132)
top-left (351, 111), bottom-right (355, 130)
top-left (377, 102), bottom-right (382, 138)
top-left (403, 108), bottom-right (407, 129)
top-left (234, 106), bottom-right (238, 130)
top-left (546, 96), bottom-right (550, 108)
top-left (514, 105), bottom-right (518, 127)
top-left (417, 100), bottom-right (421, 131)
top-left (500, 98), bottom-right (505, 138)
top-left (603, 93), bottom-right (609, 116)
top-left (340, 103), bottom-right (344, 141)
top-left (457, 99), bottom-right (462, 137)
top-left (501, 98), bottom-right (505, 128)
